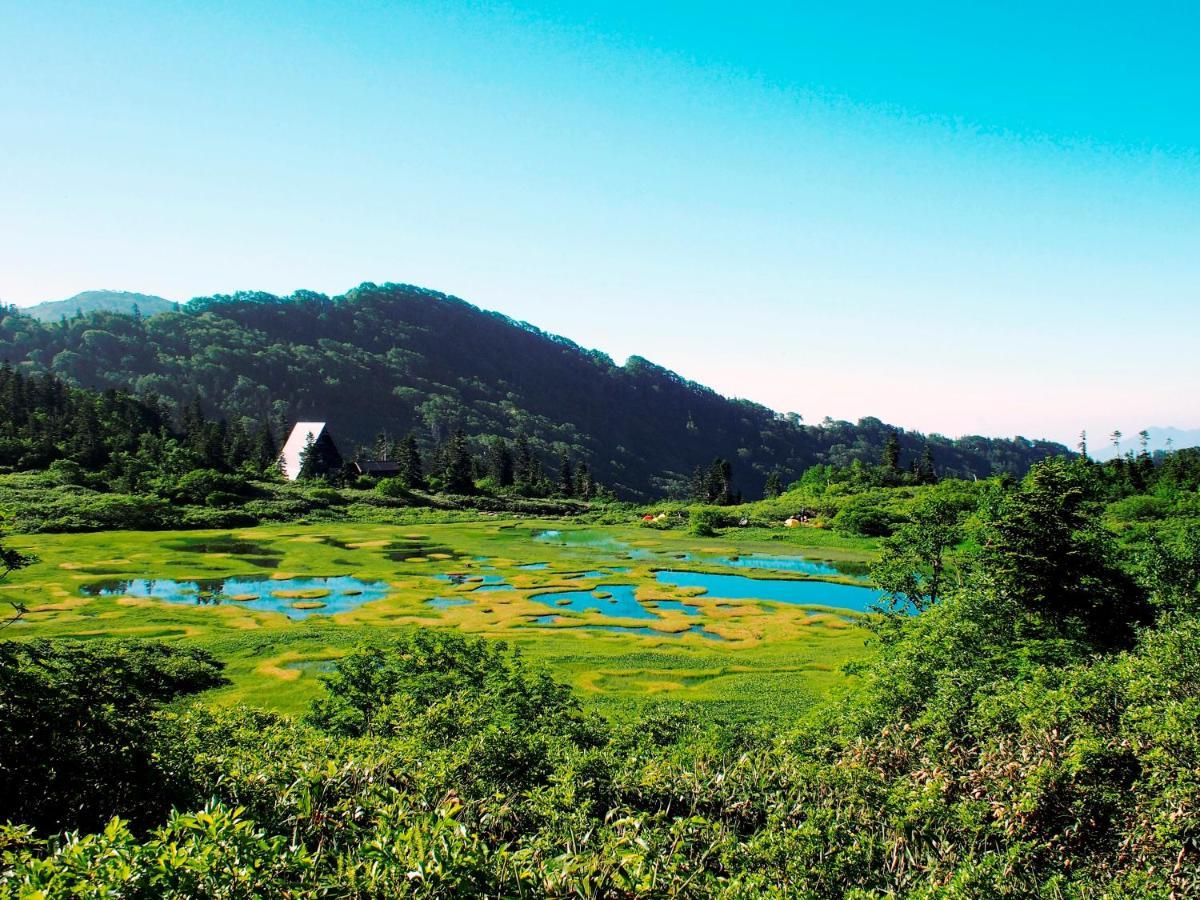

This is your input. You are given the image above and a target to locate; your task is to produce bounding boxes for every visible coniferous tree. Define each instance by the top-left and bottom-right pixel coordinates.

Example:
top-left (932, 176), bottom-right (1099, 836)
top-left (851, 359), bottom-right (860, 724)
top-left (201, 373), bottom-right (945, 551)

top-left (488, 438), bottom-right (515, 487)
top-left (558, 454), bottom-right (575, 497)
top-left (917, 444), bottom-right (937, 484)
top-left (513, 434), bottom-right (535, 488)
top-left (296, 434), bottom-right (320, 480)
top-left (882, 431), bottom-right (902, 473)
top-left (575, 461), bottom-right (595, 500)
top-left (763, 470), bottom-right (783, 499)
top-left (252, 422), bottom-right (278, 472)
top-left (398, 433), bottom-right (425, 490)
top-left (440, 429), bottom-right (475, 494)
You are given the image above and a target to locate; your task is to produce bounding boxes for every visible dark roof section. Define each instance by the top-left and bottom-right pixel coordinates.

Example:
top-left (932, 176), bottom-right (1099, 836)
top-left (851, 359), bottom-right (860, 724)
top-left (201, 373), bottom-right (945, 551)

top-left (355, 460), bottom-right (402, 475)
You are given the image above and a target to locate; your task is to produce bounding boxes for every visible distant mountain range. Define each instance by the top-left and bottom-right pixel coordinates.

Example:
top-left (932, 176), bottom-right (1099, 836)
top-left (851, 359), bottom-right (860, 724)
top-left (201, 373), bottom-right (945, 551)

top-left (0, 282), bottom-right (1071, 498)
top-left (1090, 427), bottom-right (1200, 461)
top-left (13, 290), bottom-right (176, 322)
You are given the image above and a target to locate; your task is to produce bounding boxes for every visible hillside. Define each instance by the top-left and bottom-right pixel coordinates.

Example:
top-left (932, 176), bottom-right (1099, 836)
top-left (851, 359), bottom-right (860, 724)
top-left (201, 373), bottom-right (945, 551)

top-left (16, 290), bottom-right (176, 322)
top-left (0, 283), bottom-right (1068, 497)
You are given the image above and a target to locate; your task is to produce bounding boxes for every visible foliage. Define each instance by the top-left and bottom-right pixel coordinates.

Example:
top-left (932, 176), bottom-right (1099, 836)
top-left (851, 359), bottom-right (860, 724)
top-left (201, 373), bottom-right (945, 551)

top-left (2, 454), bottom-right (1200, 894)
top-left (2, 289), bottom-right (1068, 499)
top-left (0, 640), bottom-right (225, 834)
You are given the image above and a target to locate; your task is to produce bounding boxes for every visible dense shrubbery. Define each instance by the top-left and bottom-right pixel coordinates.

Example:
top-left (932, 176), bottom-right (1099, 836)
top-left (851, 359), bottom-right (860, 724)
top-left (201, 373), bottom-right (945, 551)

top-left (2, 458), bottom-right (1199, 895)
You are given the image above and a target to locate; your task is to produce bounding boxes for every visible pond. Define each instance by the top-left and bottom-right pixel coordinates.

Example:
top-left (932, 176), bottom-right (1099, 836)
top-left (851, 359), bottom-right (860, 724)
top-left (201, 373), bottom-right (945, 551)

top-left (655, 570), bottom-right (885, 613)
top-left (533, 530), bottom-right (866, 578)
top-left (529, 584), bottom-right (658, 619)
top-left (80, 575), bottom-right (392, 619)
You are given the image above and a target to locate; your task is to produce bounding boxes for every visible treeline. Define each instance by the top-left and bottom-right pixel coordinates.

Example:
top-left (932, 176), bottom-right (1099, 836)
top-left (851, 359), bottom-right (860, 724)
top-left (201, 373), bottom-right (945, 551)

top-left (0, 365), bottom-right (603, 532)
top-left (0, 362), bottom-right (277, 491)
top-left (0, 284), bottom-right (1070, 498)
top-left (343, 430), bottom-right (599, 500)
top-left (3, 457), bottom-right (1200, 894)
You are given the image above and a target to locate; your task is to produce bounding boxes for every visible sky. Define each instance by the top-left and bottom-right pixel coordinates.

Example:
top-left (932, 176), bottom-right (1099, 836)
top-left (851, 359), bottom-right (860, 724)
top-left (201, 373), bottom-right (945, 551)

top-left (1, 1), bottom-right (1197, 445)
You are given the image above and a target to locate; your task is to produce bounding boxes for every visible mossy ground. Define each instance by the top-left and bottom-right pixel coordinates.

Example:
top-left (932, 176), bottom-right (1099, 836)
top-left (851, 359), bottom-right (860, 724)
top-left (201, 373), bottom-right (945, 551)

top-left (2, 520), bottom-right (879, 720)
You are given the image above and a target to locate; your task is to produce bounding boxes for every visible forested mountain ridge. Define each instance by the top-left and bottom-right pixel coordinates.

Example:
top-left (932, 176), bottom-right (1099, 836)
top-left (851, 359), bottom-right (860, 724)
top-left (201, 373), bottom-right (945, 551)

top-left (0, 283), bottom-right (1068, 497)
top-left (15, 290), bottom-right (176, 322)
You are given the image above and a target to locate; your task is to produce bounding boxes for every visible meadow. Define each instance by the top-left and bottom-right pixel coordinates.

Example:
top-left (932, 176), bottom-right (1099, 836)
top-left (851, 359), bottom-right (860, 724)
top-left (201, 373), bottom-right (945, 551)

top-left (2, 519), bottom-right (880, 719)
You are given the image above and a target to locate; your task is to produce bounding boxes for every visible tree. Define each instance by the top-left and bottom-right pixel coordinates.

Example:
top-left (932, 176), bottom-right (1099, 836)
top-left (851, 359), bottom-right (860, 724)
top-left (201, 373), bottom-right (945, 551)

top-left (488, 438), bottom-right (514, 487)
top-left (917, 444), bottom-right (937, 484)
top-left (251, 421), bottom-right (278, 472)
top-left (513, 434), bottom-right (535, 487)
top-left (870, 492), bottom-right (965, 614)
top-left (763, 470), bottom-right (783, 499)
top-left (558, 454), bottom-right (575, 497)
top-left (0, 640), bottom-right (224, 833)
top-left (697, 458), bottom-right (734, 505)
top-left (398, 433), bottom-right (425, 490)
top-left (296, 435), bottom-right (320, 480)
top-left (440, 429), bottom-right (475, 494)
top-left (881, 431), bottom-right (901, 474)
top-left (575, 461), bottom-right (595, 500)
top-left (978, 458), bottom-right (1149, 649)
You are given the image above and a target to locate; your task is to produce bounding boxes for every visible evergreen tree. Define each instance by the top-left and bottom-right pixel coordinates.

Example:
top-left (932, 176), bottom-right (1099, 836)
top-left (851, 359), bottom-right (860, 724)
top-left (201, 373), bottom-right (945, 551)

top-left (296, 434), bottom-right (320, 480)
top-left (488, 438), bottom-right (515, 487)
top-left (397, 433), bottom-right (425, 490)
top-left (763, 470), bottom-right (783, 499)
top-left (917, 444), bottom-right (937, 484)
top-left (558, 454), bottom-right (575, 497)
top-left (707, 458), bottom-right (734, 505)
top-left (575, 461), bottom-right (595, 500)
top-left (440, 429), bottom-right (475, 494)
top-left (513, 434), bottom-right (535, 487)
top-left (252, 422), bottom-right (278, 472)
top-left (882, 431), bottom-right (902, 473)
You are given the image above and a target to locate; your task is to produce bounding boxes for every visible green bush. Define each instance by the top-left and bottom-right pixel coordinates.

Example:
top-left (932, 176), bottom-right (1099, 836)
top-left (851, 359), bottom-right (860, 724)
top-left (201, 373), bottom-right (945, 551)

top-left (832, 494), bottom-right (902, 536)
top-left (688, 506), bottom-right (722, 537)
top-left (0, 640), bottom-right (225, 834)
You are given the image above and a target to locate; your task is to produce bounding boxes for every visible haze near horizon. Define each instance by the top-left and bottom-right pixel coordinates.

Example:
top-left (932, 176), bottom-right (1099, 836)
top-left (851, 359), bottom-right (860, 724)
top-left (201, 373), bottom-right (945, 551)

top-left (2, 1), bottom-right (1197, 444)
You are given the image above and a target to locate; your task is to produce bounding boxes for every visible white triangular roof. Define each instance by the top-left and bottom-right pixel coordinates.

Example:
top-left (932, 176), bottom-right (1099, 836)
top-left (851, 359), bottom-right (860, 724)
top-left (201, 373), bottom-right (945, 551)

top-left (279, 422), bottom-right (327, 480)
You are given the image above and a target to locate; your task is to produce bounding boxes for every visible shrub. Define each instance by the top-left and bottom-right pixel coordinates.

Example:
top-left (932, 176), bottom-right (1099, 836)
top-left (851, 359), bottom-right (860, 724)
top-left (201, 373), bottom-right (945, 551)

top-left (688, 506), bottom-right (722, 537)
top-left (832, 495), bottom-right (901, 537)
top-left (0, 640), bottom-right (225, 834)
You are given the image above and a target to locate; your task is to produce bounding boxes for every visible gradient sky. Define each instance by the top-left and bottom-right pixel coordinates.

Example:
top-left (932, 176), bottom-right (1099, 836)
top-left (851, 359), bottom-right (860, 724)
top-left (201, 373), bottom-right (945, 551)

top-left (2, 1), bottom-right (1197, 445)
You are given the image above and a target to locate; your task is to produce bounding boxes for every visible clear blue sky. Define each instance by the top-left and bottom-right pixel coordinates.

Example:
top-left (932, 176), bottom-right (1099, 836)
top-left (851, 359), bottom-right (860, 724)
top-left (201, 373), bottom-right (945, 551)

top-left (2, 1), bottom-right (1197, 444)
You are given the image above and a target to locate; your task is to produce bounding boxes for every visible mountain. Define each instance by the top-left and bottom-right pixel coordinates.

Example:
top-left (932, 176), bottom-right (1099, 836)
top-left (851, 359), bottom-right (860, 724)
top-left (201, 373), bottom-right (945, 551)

top-left (0, 282), bottom-right (1070, 498)
top-left (1090, 427), bottom-right (1200, 462)
top-left (14, 290), bottom-right (176, 323)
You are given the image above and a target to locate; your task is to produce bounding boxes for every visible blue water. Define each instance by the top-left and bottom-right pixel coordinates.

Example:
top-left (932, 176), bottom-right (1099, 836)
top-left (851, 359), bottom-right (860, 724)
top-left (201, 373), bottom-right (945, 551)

top-left (426, 597), bottom-right (472, 609)
top-left (529, 584), bottom-right (658, 619)
top-left (435, 573), bottom-right (507, 585)
top-left (713, 553), bottom-right (845, 577)
top-left (533, 530), bottom-right (658, 559)
top-left (533, 530), bottom-right (863, 576)
top-left (517, 562), bottom-right (549, 570)
top-left (80, 575), bottom-right (392, 619)
top-left (655, 570), bottom-right (884, 613)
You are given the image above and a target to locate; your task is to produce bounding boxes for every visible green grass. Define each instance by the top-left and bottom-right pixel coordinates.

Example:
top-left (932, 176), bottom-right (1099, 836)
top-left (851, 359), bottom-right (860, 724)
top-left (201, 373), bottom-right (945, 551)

top-left (2, 520), bottom-right (880, 720)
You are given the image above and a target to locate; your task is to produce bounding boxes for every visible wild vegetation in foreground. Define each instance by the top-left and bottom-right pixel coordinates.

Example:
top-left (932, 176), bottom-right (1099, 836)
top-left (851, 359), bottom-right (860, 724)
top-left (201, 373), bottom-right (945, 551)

top-left (2, 452), bottom-right (1199, 895)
